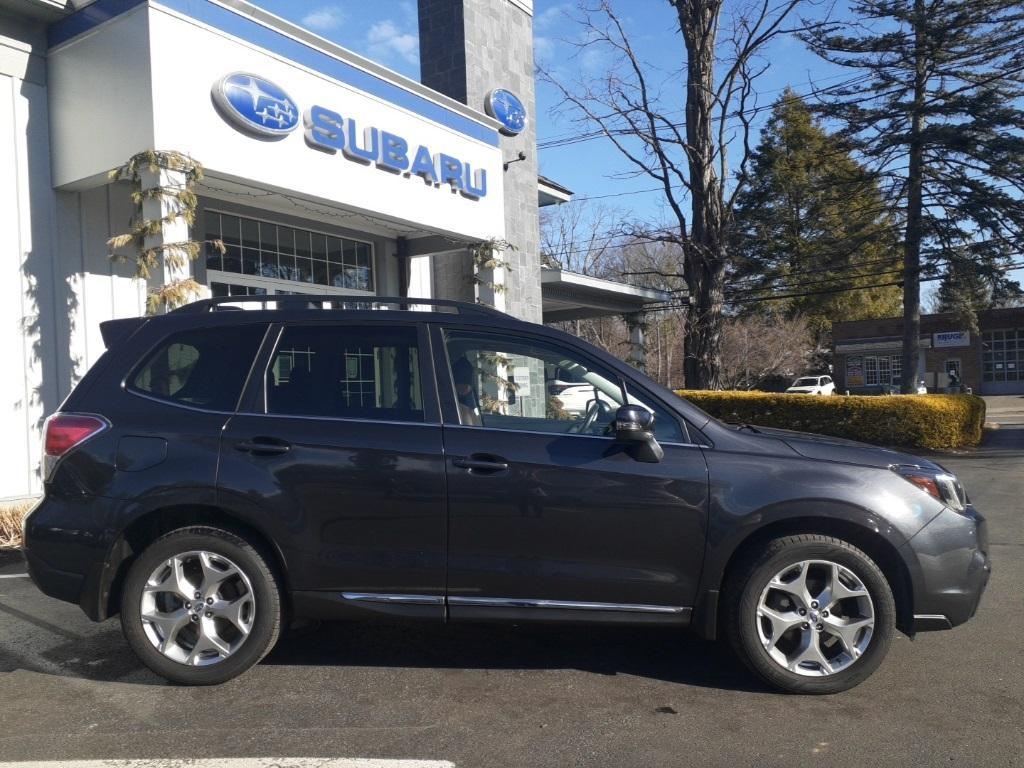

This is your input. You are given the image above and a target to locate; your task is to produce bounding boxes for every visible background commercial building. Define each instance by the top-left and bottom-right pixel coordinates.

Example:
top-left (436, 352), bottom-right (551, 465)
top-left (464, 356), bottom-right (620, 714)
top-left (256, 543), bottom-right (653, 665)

top-left (832, 307), bottom-right (1024, 395)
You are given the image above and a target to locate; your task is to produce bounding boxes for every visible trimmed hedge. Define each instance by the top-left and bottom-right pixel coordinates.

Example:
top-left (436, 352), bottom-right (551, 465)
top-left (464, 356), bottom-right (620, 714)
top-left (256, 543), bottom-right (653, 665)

top-left (674, 390), bottom-right (986, 450)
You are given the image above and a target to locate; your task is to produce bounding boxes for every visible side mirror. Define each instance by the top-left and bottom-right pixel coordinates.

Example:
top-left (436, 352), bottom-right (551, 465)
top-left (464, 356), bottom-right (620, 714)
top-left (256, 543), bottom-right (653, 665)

top-left (613, 404), bottom-right (664, 463)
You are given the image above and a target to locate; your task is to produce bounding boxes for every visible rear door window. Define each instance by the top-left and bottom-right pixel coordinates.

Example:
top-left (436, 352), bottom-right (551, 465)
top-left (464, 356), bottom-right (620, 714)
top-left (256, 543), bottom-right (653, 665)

top-left (265, 325), bottom-right (424, 422)
top-left (130, 325), bottom-right (267, 411)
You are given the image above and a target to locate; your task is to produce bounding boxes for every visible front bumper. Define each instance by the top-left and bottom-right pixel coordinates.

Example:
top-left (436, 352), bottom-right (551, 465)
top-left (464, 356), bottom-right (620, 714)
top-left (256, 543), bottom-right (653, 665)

top-left (905, 503), bottom-right (991, 632)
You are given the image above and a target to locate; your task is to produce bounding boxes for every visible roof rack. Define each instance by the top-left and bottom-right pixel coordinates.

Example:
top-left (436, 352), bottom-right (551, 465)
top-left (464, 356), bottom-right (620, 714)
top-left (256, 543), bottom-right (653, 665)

top-left (172, 295), bottom-right (506, 317)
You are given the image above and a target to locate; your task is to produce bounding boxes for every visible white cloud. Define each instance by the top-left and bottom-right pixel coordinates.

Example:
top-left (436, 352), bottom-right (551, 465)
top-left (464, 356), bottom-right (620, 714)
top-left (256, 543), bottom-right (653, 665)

top-left (580, 45), bottom-right (606, 73)
top-left (534, 3), bottom-right (570, 32)
top-left (534, 4), bottom-right (570, 65)
top-left (398, 0), bottom-right (417, 25)
top-left (367, 19), bottom-right (420, 65)
top-left (301, 5), bottom-right (346, 32)
top-left (534, 35), bottom-right (555, 62)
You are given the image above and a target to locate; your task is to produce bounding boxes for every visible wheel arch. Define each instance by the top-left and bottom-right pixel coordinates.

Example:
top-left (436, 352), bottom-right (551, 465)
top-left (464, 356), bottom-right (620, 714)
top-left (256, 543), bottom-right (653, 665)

top-left (692, 515), bottom-right (915, 641)
top-left (97, 503), bottom-right (290, 622)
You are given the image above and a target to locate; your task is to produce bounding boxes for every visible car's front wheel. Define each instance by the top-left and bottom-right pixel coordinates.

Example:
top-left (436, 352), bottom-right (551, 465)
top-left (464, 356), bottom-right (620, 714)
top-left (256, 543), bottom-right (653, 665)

top-left (725, 534), bottom-right (896, 694)
top-left (120, 525), bottom-right (282, 685)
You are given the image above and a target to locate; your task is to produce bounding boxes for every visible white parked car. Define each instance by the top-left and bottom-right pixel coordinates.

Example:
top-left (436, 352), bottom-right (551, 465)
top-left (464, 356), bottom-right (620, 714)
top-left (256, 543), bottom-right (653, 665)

top-left (553, 382), bottom-right (619, 416)
top-left (786, 375), bottom-right (835, 395)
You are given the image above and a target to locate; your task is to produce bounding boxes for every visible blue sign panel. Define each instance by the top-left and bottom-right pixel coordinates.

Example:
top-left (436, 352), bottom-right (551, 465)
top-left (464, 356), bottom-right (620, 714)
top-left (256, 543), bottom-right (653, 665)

top-left (485, 89), bottom-right (527, 136)
top-left (212, 73), bottom-right (488, 200)
top-left (212, 73), bottom-right (299, 138)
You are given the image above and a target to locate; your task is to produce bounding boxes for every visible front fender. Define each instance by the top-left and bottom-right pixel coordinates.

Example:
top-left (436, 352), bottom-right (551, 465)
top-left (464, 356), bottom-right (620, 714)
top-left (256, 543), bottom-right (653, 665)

top-left (691, 449), bottom-right (939, 638)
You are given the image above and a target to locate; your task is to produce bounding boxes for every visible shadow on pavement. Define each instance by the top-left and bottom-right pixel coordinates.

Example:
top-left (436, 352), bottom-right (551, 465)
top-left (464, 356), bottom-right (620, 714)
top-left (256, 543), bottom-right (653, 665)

top-left (262, 620), bottom-right (770, 693)
top-left (0, 588), bottom-right (767, 693)
top-left (946, 425), bottom-right (1024, 460)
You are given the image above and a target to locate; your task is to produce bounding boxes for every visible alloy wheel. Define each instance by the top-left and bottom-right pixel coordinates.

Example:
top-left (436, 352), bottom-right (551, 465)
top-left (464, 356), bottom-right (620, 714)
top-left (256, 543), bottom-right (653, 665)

top-left (756, 559), bottom-right (875, 677)
top-left (139, 550), bottom-right (256, 666)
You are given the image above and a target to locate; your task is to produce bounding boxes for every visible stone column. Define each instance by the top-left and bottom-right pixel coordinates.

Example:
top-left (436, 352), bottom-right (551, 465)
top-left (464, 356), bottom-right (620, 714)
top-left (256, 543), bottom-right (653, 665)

top-left (418, 0), bottom-right (541, 323)
top-left (626, 312), bottom-right (648, 372)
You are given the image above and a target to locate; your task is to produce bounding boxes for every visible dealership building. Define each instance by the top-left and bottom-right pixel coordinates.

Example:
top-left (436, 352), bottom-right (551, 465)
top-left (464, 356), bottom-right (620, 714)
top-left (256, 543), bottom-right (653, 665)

top-left (1, 0), bottom-right (668, 499)
top-left (832, 307), bottom-right (1024, 395)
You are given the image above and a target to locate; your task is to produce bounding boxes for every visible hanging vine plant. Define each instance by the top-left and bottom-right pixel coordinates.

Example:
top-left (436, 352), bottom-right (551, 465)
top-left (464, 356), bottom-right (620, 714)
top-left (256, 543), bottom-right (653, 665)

top-left (469, 237), bottom-right (516, 305)
top-left (106, 149), bottom-right (224, 314)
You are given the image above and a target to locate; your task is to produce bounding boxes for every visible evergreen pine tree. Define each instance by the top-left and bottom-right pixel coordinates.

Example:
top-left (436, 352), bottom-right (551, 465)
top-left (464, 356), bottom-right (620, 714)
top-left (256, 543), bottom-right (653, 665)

top-left (732, 90), bottom-right (902, 344)
top-left (804, 0), bottom-right (1024, 392)
top-left (935, 251), bottom-right (1023, 323)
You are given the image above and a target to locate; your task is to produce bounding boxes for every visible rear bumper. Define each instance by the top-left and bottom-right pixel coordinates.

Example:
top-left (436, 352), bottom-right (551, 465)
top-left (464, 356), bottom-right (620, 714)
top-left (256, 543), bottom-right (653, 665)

top-left (24, 547), bottom-right (85, 604)
top-left (22, 494), bottom-right (114, 622)
top-left (905, 504), bottom-right (991, 632)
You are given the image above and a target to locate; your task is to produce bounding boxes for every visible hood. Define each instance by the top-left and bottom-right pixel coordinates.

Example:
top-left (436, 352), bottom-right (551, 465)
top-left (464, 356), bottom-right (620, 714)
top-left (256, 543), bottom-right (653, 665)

top-left (744, 425), bottom-right (942, 470)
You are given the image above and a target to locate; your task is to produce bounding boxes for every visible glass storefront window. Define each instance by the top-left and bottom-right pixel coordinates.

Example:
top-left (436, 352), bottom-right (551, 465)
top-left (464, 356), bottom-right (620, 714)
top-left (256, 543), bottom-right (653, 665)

top-left (861, 354), bottom-right (901, 387)
top-left (203, 211), bottom-right (375, 292)
top-left (982, 329), bottom-right (1022, 382)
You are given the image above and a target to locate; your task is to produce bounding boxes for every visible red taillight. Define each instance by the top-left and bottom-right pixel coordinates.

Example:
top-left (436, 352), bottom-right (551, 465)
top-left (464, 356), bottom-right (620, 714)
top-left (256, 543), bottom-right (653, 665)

top-left (43, 414), bottom-right (107, 480)
top-left (45, 414), bottom-right (106, 457)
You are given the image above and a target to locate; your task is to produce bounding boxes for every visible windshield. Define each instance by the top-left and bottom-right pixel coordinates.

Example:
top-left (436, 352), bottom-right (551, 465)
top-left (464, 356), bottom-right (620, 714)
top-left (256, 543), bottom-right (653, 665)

top-left (792, 377), bottom-right (818, 386)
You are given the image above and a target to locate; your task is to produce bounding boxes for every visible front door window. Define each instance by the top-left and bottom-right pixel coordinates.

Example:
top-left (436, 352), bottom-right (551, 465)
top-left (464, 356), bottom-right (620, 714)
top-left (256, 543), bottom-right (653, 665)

top-left (442, 329), bottom-right (684, 442)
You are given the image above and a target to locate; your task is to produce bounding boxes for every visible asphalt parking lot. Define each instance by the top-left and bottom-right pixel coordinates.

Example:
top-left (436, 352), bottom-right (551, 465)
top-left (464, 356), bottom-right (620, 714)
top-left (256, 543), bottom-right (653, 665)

top-left (1, 412), bottom-right (1022, 767)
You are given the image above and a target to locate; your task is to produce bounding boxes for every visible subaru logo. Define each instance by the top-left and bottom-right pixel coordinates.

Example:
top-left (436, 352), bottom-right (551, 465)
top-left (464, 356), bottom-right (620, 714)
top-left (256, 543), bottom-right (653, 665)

top-left (212, 73), bottom-right (299, 138)
top-left (485, 88), bottom-right (527, 136)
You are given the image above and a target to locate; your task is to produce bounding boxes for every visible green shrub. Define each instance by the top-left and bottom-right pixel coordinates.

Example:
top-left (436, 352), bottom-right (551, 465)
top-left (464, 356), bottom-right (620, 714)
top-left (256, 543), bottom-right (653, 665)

top-left (674, 391), bottom-right (986, 450)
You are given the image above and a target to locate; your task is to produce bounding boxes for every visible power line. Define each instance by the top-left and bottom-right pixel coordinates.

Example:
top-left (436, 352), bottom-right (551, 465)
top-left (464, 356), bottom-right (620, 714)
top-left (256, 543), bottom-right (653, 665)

top-left (543, 177), bottom-right (1024, 259)
top-left (536, 70), bottom-right (869, 148)
top-left (538, 73), bottom-right (878, 151)
top-left (638, 257), bottom-right (1024, 313)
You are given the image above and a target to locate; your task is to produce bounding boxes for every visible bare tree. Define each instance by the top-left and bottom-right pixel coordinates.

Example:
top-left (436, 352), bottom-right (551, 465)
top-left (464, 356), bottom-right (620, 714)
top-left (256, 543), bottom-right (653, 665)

top-left (541, 0), bottom-right (815, 388)
top-left (541, 201), bottom-right (689, 386)
top-left (719, 313), bottom-right (814, 390)
top-left (540, 202), bottom-right (619, 276)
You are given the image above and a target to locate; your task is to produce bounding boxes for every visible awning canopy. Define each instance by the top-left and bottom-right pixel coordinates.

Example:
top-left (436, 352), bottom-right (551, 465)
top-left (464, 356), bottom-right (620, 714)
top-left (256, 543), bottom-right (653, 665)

top-left (541, 266), bottom-right (670, 322)
top-left (538, 175), bottom-right (573, 207)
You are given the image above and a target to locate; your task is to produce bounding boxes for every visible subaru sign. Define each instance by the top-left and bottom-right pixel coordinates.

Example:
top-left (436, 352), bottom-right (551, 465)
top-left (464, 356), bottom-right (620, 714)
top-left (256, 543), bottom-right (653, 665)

top-left (212, 74), bottom-right (489, 201)
top-left (304, 105), bottom-right (487, 200)
top-left (934, 330), bottom-right (970, 348)
top-left (212, 73), bottom-right (299, 138)
top-left (484, 88), bottom-right (527, 136)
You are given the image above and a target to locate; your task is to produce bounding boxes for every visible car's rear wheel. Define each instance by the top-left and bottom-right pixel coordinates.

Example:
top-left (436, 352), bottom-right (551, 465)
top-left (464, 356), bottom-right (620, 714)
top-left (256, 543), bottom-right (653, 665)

top-left (725, 534), bottom-right (896, 694)
top-left (120, 525), bottom-right (282, 685)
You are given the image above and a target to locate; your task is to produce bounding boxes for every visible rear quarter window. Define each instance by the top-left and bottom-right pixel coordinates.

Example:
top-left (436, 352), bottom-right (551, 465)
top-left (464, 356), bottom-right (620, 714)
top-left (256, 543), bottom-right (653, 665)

top-left (129, 325), bottom-right (267, 411)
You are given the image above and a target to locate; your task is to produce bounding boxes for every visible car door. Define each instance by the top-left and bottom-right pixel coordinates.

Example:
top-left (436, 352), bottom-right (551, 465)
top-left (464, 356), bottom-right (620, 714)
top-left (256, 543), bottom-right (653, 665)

top-left (217, 320), bottom-right (446, 617)
top-left (432, 324), bottom-right (709, 622)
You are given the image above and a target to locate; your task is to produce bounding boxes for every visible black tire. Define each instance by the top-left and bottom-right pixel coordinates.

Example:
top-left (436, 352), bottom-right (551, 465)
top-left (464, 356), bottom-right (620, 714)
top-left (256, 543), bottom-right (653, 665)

top-left (724, 534), bottom-right (896, 694)
top-left (120, 525), bottom-right (282, 685)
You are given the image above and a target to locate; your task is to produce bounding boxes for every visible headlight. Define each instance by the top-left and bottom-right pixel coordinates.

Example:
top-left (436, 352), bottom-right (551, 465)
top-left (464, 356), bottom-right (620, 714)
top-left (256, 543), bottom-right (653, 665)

top-left (892, 465), bottom-right (968, 513)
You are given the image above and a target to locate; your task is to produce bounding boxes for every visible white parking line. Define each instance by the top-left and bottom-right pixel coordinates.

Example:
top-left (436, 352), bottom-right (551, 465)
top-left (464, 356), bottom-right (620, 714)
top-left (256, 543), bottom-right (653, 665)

top-left (0, 573), bottom-right (29, 579)
top-left (0, 760), bottom-right (454, 768)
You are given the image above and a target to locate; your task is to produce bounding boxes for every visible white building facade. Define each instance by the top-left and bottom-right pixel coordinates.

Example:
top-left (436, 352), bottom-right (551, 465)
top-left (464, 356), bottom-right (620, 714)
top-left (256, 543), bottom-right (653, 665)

top-left (0, 0), bottom-right (538, 499)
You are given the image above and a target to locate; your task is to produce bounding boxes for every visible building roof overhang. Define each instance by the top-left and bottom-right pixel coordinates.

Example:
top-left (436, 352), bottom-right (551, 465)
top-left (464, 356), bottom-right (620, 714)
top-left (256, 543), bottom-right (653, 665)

top-left (0, 0), bottom-right (78, 22)
top-left (541, 266), bottom-right (670, 322)
top-left (538, 175), bottom-right (573, 207)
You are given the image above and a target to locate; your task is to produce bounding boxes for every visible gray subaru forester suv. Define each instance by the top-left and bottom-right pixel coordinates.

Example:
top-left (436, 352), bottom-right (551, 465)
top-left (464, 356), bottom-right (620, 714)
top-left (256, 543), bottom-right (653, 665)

top-left (23, 297), bottom-right (991, 692)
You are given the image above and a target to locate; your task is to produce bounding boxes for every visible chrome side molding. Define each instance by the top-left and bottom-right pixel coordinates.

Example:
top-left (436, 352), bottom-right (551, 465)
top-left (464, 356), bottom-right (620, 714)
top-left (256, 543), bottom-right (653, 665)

top-left (341, 592), bottom-right (445, 605)
top-left (340, 592), bottom-right (688, 614)
top-left (449, 596), bottom-right (686, 613)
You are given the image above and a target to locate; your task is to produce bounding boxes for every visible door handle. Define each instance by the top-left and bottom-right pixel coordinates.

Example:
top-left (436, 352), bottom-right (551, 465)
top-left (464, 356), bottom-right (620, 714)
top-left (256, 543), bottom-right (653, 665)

top-left (235, 438), bottom-right (291, 455)
top-left (453, 455), bottom-right (509, 473)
